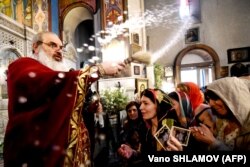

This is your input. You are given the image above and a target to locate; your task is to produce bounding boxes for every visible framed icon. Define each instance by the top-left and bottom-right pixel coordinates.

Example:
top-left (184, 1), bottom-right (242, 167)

top-left (132, 33), bottom-right (139, 44)
top-left (164, 66), bottom-right (173, 77)
top-left (136, 78), bottom-right (148, 96)
top-left (170, 126), bottom-right (191, 146)
top-left (154, 124), bottom-right (171, 151)
top-left (220, 66), bottom-right (229, 78)
top-left (134, 65), bottom-right (140, 75)
top-left (185, 27), bottom-right (199, 44)
top-left (227, 47), bottom-right (250, 64)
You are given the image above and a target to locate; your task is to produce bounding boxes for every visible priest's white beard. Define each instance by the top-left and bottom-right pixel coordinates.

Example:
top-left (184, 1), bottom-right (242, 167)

top-left (37, 49), bottom-right (68, 72)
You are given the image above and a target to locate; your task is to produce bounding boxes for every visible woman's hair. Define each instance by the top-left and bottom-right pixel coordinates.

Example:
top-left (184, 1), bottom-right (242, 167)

top-left (230, 63), bottom-right (248, 77)
top-left (125, 101), bottom-right (142, 121)
top-left (204, 90), bottom-right (220, 102)
top-left (204, 90), bottom-right (234, 119)
top-left (140, 88), bottom-right (173, 126)
top-left (126, 101), bottom-right (140, 112)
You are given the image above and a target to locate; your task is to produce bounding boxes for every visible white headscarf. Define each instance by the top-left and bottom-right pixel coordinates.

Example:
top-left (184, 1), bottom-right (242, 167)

top-left (207, 77), bottom-right (250, 134)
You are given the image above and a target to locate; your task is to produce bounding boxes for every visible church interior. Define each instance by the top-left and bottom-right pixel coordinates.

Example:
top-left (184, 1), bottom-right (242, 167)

top-left (0, 0), bottom-right (250, 165)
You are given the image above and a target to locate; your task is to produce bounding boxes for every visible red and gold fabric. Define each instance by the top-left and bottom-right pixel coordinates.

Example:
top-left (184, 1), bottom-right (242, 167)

top-left (4, 57), bottom-right (99, 167)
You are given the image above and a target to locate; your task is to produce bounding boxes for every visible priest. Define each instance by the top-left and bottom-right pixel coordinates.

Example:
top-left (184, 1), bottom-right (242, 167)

top-left (3, 31), bottom-right (125, 167)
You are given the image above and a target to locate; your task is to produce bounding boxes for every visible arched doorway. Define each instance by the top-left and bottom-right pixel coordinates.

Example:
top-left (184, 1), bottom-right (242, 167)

top-left (61, 5), bottom-right (94, 69)
top-left (174, 44), bottom-right (220, 87)
top-left (0, 46), bottom-right (21, 98)
top-left (0, 46), bottom-right (20, 149)
top-left (74, 19), bottom-right (94, 67)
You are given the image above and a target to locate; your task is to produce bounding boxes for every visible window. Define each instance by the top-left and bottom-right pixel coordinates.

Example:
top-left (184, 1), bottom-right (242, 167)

top-left (181, 66), bottom-right (213, 88)
top-left (174, 44), bottom-right (220, 87)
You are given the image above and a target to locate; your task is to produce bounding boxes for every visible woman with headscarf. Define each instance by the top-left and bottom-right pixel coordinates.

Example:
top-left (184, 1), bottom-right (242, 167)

top-left (168, 91), bottom-right (193, 129)
top-left (121, 101), bottom-right (146, 152)
top-left (168, 91), bottom-right (211, 151)
top-left (118, 88), bottom-right (182, 160)
top-left (120, 101), bottom-right (146, 166)
top-left (190, 77), bottom-right (250, 150)
top-left (177, 82), bottom-right (216, 134)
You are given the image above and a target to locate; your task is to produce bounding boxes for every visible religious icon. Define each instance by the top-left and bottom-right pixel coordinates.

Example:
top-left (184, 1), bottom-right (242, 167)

top-left (154, 124), bottom-right (171, 151)
top-left (185, 27), bottom-right (199, 44)
top-left (170, 126), bottom-right (191, 146)
top-left (133, 65), bottom-right (140, 75)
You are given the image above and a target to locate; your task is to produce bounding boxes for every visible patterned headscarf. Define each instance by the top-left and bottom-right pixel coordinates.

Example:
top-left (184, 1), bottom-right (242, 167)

top-left (168, 91), bottom-right (193, 128)
top-left (177, 82), bottom-right (204, 112)
top-left (140, 88), bottom-right (173, 127)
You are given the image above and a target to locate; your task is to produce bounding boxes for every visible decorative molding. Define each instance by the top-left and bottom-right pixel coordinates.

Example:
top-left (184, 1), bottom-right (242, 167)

top-left (0, 13), bottom-right (36, 56)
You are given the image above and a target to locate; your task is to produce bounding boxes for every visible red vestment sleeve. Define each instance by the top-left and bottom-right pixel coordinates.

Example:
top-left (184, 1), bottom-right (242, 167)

top-left (4, 57), bottom-right (97, 167)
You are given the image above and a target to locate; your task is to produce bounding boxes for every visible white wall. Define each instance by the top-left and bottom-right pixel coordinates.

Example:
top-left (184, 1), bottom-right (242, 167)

top-left (127, 0), bottom-right (146, 50)
top-left (145, 0), bottom-right (250, 67)
top-left (201, 0), bottom-right (250, 66)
